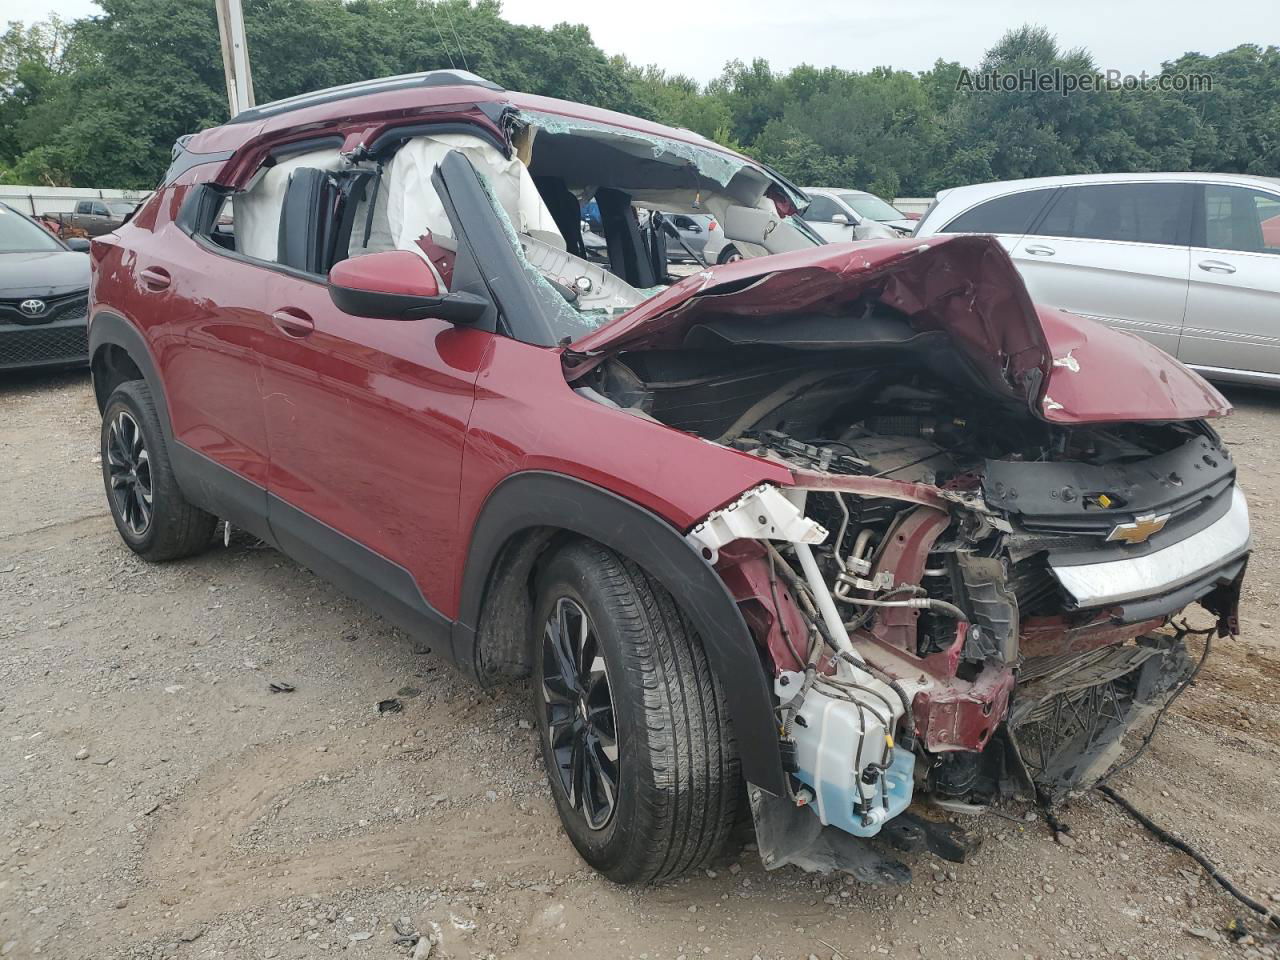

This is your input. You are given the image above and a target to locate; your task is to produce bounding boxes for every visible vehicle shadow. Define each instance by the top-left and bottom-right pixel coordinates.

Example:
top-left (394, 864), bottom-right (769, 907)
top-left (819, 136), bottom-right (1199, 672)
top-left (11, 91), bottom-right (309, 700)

top-left (0, 366), bottom-right (91, 399)
top-left (1215, 382), bottom-right (1280, 412)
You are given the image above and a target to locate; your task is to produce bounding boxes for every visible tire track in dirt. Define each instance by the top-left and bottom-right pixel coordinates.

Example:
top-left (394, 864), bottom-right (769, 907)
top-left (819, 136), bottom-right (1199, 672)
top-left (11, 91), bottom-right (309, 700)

top-left (131, 724), bottom-right (581, 934)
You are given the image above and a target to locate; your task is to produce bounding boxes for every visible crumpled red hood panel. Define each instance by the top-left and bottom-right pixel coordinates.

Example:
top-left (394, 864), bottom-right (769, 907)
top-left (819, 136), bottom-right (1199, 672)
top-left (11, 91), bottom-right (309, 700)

top-left (1035, 305), bottom-right (1230, 422)
top-left (567, 235), bottom-right (1229, 424)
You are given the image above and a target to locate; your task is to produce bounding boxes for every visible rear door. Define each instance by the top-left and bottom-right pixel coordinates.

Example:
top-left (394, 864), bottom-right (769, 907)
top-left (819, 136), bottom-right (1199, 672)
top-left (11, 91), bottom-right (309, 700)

top-left (1006, 182), bottom-right (1193, 357)
top-left (144, 186), bottom-right (273, 532)
top-left (1179, 183), bottom-right (1280, 379)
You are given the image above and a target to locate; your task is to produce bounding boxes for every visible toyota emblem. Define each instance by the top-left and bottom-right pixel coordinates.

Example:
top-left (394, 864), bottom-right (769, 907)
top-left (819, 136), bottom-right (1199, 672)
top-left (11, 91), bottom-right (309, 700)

top-left (19, 299), bottom-right (47, 317)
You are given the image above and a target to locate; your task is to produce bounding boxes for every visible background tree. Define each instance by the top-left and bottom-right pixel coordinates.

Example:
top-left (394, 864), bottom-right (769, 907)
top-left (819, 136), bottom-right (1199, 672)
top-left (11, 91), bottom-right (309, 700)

top-left (0, 6), bottom-right (1276, 195)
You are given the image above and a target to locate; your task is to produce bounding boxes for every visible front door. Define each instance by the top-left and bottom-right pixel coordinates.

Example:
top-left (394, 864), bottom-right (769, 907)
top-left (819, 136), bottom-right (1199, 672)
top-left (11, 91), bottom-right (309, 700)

top-left (255, 161), bottom-right (490, 622)
top-left (803, 195), bottom-right (860, 242)
top-left (1179, 183), bottom-right (1280, 379)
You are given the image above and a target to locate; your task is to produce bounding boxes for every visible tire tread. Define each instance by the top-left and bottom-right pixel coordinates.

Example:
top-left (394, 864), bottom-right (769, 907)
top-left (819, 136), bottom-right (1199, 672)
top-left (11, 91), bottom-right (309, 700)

top-left (102, 380), bottom-right (217, 562)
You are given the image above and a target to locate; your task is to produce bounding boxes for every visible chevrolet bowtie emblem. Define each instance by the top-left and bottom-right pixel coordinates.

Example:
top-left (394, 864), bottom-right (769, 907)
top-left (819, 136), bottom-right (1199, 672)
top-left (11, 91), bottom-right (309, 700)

top-left (1106, 512), bottom-right (1171, 544)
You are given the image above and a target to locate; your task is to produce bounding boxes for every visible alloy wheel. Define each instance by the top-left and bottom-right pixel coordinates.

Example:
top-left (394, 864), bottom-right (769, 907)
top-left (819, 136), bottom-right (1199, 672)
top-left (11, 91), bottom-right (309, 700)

top-left (541, 596), bottom-right (619, 830)
top-left (106, 410), bottom-right (153, 536)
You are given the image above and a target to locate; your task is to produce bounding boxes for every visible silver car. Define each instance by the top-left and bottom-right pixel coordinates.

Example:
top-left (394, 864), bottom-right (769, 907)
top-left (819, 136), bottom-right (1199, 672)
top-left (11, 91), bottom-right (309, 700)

top-left (801, 187), bottom-right (914, 241)
top-left (914, 173), bottom-right (1280, 386)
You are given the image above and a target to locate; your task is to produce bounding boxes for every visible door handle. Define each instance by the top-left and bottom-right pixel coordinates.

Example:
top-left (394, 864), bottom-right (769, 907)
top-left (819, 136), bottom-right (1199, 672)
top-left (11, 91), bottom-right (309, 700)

top-left (139, 266), bottom-right (171, 290)
top-left (1198, 259), bottom-right (1237, 274)
top-left (271, 309), bottom-right (314, 339)
top-left (1024, 244), bottom-right (1056, 257)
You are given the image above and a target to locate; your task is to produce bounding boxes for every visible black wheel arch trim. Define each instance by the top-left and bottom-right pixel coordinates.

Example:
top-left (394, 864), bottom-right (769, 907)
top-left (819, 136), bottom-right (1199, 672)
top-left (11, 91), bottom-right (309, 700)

top-left (451, 470), bottom-right (787, 796)
top-left (88, 310), bottom-right (172, 436)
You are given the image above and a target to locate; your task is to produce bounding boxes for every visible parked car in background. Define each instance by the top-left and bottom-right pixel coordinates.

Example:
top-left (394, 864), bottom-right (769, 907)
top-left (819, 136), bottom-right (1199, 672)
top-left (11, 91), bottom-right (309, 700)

top-left (659, 212), bottom-right (716, 262)
top-left (90, 71), bottom-right (1248, 888)
top-left (914, 173), bottom-right (1280, 386)
top-left (801, 187), bottom-right (914, 240)
top-left (45, 198), bottom-right (140, 239)
top-left (0, 202), bottom-right (90, 371)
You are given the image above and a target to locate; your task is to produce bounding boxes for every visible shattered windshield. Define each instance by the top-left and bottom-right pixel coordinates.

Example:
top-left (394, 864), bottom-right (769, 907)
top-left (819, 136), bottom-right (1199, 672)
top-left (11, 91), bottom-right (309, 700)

top-left (472, 167), bottom-right (639, 341)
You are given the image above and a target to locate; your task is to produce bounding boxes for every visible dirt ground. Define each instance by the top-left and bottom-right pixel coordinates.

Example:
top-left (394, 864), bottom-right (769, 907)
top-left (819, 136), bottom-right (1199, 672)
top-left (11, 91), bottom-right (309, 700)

top-left (2, 369), bottom-right (1279, 960)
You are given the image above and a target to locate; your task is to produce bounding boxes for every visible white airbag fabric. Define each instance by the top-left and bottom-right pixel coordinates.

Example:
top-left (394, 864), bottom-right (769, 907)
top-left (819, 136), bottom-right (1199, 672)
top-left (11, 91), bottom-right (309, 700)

top-left (385, 134), bottom-right (563, 253)
top-left (235, 148), bottom-right (344, 261)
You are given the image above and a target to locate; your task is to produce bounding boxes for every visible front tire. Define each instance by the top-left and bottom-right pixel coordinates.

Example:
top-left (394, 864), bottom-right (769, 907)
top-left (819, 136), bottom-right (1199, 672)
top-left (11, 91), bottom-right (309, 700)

top-left (533, 541), bottom-right (740, 883)
top-left (101, 380), bottom-right (216, 561)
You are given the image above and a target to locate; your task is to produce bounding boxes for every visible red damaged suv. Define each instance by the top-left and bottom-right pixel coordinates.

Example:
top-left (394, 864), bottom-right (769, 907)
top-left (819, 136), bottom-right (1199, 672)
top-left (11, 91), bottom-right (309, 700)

top-left (89, 71), bottom-right (1249, 884)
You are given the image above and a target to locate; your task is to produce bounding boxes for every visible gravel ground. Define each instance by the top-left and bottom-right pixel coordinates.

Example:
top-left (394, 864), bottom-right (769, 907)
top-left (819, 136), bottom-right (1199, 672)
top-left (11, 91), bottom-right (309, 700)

top-left (2, 369), bottom-right (1279, 960)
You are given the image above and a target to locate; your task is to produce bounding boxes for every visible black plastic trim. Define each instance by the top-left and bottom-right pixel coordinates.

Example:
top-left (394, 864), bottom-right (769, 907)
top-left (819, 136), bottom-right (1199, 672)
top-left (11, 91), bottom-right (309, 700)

top-left (266, 492), bottom-right (451, 642)
top-left (984, 434), bottom-right (1235, 533)
top-left (432, 150), bottom-right (559, 346)
top-left (452, 471), bottom-right (788, 796)
top-left (169, 443), bottom-right (275, 546)
top-left (176, 182), bottom-right (228, 236)
top-left (163, 146), bottom-right (235, 186)
top-left (88, 311), bottom-right (171, 430)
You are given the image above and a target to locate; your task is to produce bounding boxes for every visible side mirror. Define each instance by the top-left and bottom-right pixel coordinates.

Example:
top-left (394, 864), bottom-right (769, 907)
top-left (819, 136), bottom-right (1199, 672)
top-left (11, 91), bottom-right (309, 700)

top-left (327, 250), bottom-right (488, 324)
top-left (830, 213), bottom-right (850, 226)
top-left (65, 237), bottom-right (91, 252)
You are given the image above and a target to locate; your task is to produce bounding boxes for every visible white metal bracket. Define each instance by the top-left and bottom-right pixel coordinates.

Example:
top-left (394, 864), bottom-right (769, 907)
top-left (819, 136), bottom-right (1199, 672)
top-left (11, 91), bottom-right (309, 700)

top-left (687, 484), bottom-right (828, 564)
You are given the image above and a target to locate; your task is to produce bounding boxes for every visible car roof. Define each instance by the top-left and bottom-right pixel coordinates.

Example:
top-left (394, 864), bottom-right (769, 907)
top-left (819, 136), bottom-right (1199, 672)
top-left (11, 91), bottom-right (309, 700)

top-left (914, 170), bottom-right (1280, 236)
top-left (181, 70), bottom-right (755, 171)
top-left (935, 171), bottom-right (1280, 203)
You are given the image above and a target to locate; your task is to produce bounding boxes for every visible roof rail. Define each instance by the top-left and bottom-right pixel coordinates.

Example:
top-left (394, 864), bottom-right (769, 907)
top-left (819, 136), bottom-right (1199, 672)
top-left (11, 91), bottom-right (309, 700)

top-left (227, 70), bottom-right (504, 125)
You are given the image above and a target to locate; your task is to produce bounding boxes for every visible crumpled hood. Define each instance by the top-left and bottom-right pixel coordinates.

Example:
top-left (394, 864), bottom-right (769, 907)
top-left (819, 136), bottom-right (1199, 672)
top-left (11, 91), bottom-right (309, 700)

top-left (1035, 305), bottom-right (1229, 422)
top-left (566, 234), bottom-right (1229, 424)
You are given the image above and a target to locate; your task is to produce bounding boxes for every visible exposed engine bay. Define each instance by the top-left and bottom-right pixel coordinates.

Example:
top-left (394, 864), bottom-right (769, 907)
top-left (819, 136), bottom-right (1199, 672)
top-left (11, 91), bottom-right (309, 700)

top-left (575, 290), bottom-right (1250, 879)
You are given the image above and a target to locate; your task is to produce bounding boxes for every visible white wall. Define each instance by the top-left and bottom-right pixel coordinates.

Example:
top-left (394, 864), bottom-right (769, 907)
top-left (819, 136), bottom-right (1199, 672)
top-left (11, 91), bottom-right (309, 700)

top-left (0, 185), bottom-right (152, 217)
top-left (892, 197), bottom-right (932, 215)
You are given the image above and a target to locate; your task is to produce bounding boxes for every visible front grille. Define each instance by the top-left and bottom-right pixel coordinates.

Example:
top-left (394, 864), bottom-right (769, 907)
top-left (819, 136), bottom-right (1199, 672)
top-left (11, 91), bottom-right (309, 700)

top-left (1009, 552), bottom-right (1062, 616)
top-left (0, 292), bottom-right (89, 327)
top-left (0, 325), bottom-right (88, 367)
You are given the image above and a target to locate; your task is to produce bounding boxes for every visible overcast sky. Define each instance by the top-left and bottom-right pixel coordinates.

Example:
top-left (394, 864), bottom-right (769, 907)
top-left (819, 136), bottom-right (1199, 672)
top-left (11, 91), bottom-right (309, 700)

top-left (18, 0), bottom-right (1274, 83)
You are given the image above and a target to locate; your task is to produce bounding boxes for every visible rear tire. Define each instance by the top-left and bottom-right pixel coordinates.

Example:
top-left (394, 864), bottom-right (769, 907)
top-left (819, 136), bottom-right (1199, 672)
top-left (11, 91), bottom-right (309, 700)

top-left (533, 540), bottom-right (740, 883)
top-left (717, 245), bottom-right (743, 264)
top-left (101, 380), bottom-right (216, 561)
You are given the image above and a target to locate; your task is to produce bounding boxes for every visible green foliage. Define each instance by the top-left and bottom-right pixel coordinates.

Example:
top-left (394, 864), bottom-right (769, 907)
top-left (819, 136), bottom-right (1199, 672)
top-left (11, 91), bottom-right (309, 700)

top-left (0, 0), bottom-right (643, 187)
top-left (0, 7), bottom-right (1276, 196)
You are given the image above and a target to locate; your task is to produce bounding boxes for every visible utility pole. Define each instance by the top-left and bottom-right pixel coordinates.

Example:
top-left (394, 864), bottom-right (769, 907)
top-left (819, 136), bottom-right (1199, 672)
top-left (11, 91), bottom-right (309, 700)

top-left (214, 0), bottom-right (255, 117)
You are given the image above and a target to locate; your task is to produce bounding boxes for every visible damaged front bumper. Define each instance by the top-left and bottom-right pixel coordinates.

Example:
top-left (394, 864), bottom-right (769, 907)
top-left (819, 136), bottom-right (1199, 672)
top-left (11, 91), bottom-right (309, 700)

top-left (689, 470), bottom-right (1249, 883)
top-left (1050, 487), bottom-right (1249, 611)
